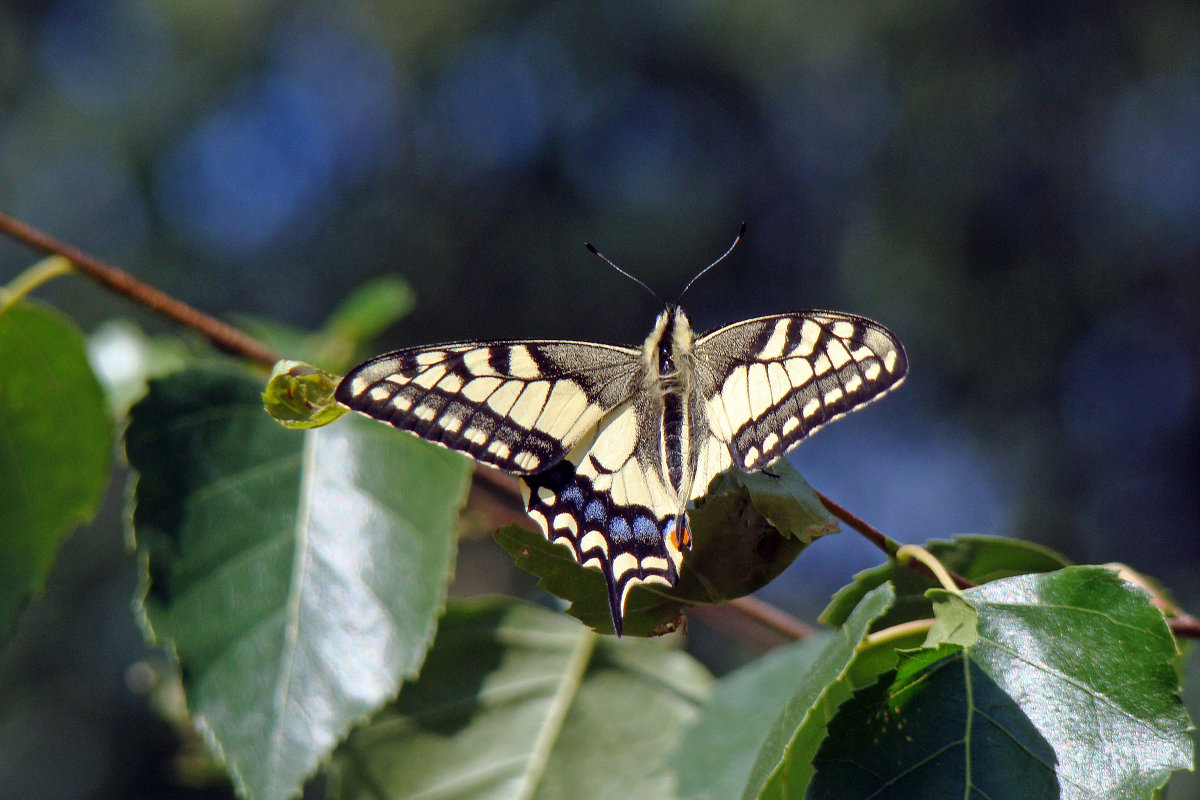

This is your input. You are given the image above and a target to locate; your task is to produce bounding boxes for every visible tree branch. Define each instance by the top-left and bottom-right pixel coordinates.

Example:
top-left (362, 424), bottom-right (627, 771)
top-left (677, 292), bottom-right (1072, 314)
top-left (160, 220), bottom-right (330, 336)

top-left (817, 492), bottom-right (976, 590)
top-left (1169, 615), bottom-right (1200, 639)
top-left (0, 211), bottom-right (281, 368)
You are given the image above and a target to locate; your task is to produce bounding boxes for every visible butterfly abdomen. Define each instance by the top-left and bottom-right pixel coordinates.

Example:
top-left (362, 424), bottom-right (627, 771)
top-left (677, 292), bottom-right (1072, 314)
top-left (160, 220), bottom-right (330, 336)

top-left (662, 393), bottom-right (686, 490)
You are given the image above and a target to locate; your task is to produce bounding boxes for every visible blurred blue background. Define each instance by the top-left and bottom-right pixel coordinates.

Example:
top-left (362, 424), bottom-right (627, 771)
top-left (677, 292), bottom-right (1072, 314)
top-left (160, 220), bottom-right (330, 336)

top-left (1, 1), bottom-right (1198, 797)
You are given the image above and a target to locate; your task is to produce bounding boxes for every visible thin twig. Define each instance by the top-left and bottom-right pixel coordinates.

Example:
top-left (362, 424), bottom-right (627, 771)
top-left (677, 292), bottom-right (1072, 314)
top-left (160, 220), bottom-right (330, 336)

top-left (817, 492), bottom-right (896, 555)
top-left (726, 595), bottom-right (816, 640)
top-left (0, 211), bottom-right (282, 368)
top-left (691, 603), bottom-right (811, 650)
top-left (1169, 615), bottom-right (1200, 639)
top-left (817, 492), bottom-right (975, 590)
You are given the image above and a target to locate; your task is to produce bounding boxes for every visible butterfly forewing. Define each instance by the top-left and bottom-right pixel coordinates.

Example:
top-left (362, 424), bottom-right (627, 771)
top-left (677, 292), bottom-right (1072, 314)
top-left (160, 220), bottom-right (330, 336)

top-left (694, 312), bottom-right (907, 472)
top-left (336, 340), bottom-right (640, 474)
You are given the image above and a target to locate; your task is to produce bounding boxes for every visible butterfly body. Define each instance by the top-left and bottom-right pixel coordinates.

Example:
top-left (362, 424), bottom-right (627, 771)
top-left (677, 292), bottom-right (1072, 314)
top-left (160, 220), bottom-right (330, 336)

top-left (336, 306), bottom-right (906, 635)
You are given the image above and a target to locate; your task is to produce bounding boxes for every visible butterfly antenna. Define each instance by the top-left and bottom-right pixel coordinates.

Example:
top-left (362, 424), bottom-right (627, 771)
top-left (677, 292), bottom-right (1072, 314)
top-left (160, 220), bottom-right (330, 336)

top-left (676, 221), bottom-right (746, 304)
top-left (585, 241), bottom-right (663, 305)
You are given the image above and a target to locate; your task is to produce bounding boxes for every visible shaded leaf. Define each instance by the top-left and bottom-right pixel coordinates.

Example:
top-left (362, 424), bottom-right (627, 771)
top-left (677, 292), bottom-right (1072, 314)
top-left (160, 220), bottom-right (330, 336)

top-left (809, 567), bottom-right (1194, 800)
top-left (127, 365), bottom-right (471, 800)
top-left (741, 582), bottom-right (896, 799)
top-left (327, 597), bottom-right (712, 799)
top-left (821, 534), bottom-right (1071, 629)
top-left (889, 642), bottom-right (965, 704)
top-left (813, 655), bottom-right (1058, 800)
top-left (0, 300), bottom-right (112, 642)
top-left (495, 461), bottom-right (837, 636)
top-left (675, 632), bottom-right (832, 800)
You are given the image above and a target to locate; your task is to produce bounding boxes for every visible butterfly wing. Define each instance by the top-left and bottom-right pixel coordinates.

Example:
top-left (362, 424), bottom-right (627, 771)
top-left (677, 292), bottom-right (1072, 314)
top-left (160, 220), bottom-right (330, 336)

top-left (693, 312), bottom-right (907, 473)
top-left (340, 338), bottom-right (677, 635)
top-left (522, 396), bottom-right (689, 636)
top-left (336, 340), bottom-right (641, 474)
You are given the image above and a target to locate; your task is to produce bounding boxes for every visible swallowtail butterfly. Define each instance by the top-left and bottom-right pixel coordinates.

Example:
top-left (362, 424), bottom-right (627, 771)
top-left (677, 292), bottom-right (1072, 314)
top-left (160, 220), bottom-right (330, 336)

top-left (336, 247), bottom-right (907, 635)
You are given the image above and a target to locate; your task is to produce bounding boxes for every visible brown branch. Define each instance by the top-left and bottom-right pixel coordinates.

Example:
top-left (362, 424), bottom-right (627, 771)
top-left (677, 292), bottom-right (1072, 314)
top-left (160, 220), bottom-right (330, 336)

top-left (817, 492), bottom-right (975, 590)
top-left (691, 601), bottom-right (815, 650)
top-left (727, 595), bottom-right (816, 640)
top-left (1169, 615), bottom-right (1200, 639)
top-left (817, 492), bottom-right (896, 556)
top-left (0, 211), bottom-right (281, 368)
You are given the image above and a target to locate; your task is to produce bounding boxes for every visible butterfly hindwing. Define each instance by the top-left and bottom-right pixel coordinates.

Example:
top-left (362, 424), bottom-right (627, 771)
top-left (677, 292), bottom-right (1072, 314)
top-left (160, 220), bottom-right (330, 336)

top-left (521, 398), bottom-right (687, 636)
top-left (336, 340), bottom-right (640, 474)
top-left (694, 312), bottom-right (907, 472)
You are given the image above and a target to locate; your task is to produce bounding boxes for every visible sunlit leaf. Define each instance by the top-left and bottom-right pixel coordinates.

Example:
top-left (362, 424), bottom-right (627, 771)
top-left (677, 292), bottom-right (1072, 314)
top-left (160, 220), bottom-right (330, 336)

top-left (327, 597), bottom-right (713, 799)
top-left (808, 567), bottom-right (1194, 800)
top-left (127, 365), bottom-right (471, 800)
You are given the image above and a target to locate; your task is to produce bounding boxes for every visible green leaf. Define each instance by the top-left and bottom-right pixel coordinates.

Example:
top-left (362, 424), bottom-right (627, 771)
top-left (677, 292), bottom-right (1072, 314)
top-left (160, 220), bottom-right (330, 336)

top-left (809, 567), bottom-right (1195, 800)
top-left (127, 365), bottom-right (472, 800)
top-left (888, 642), bottom-right (965, 708)
top-left (923, 590), bottom-right (979, 648)
top-left (814, 658), bottom-right (1046, 799)
top-left (675, 632), bottom-right (832, 800)
top-left (321, 276), bottom-right (415, 347)
top-left (741, 582), bottom-right (896, 800)
top-left (326, 597), bottom-right (713, 799)
top-left (262, 360), bottom-right (347, 428)
top-left (821, 534), bottom-right (1071, 629)
top-left (496, 460), bottom-right (837, 636)
top-left (701, 462), bottom-right (840, 541)
top-left (236, 276), bottom-right (415, 372)
top-left (0, 300), bottom-right (112, 641)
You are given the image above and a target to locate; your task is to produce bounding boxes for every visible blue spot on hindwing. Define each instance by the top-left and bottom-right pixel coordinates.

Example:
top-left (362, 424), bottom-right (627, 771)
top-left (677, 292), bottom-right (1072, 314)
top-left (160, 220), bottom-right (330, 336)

top-left (608, 516), bottom-right (632, 543)
top-left (561, 484), bottom-right (584, 507)
top-left (584, 498), bottom-right (606, 524)
top-left (632, 515), bottom-right (661, 544)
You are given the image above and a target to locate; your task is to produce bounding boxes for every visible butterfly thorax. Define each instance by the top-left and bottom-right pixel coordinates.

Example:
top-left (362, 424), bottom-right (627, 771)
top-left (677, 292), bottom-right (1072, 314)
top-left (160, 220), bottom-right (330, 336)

top-left (642, 307), bottom-right (695, 392)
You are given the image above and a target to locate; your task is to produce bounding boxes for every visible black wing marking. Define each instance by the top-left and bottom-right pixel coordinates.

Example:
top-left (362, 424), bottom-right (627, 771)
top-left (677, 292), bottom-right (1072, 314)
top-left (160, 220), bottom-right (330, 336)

top-left (521, 399), bottom-right (688, 636)
top-left (336, 340), bottom-right (640, 475)
top-left (694, 312), bottom-right (907, 472)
